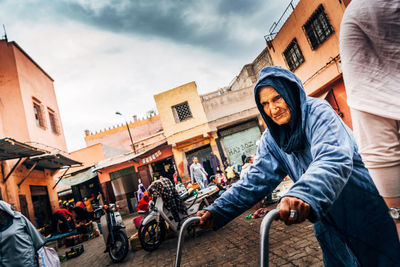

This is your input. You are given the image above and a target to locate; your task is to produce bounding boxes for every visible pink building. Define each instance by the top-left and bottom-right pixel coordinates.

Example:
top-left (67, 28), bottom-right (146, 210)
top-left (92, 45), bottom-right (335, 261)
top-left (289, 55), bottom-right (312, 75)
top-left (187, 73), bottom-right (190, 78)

top-left (0, 40), bottom-right (77, 227)
top-left (85, 115), bottom-right (165, 152)
top-left (84, 114), bottom-right (163, 152)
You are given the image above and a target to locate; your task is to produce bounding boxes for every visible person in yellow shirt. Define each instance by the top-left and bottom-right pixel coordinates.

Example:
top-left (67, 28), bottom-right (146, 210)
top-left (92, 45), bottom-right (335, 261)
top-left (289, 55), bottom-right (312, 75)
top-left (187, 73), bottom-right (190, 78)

top-left (83, 194), bottom-right (95, 218)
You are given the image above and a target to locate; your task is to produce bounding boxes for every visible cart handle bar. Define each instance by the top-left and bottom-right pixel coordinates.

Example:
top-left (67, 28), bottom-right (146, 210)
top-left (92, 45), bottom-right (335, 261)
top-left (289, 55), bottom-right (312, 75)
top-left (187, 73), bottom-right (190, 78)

top-left (174, 217), bottom-right (201, 267)
top-left (260, 208), bottom-right (280, 267)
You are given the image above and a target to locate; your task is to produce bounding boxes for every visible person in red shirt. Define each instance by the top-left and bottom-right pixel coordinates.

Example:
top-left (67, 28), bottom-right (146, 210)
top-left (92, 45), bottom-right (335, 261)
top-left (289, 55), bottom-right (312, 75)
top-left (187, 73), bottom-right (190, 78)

top-left (137, 191), bottom-right (151, 213)
top-left (55, 208), bottom-right (71, 217)
top-left (75, 201), bottom-right (85, 208)
top-left (51, 208), bottom-right (73, 234)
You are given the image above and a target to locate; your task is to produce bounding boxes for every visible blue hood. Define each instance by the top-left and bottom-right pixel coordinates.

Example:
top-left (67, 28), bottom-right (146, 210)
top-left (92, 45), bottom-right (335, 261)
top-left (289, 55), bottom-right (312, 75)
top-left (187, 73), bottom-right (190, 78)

top-left (254, 66), bottom-right (307, 153)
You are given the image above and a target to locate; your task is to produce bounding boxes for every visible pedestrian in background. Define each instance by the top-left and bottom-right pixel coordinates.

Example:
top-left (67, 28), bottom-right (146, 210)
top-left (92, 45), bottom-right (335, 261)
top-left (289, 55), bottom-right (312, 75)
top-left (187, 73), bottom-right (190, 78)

top-left (137, 181), bottom-right (146, 202)
top-left (340, 0), bottom-right (400, 238)
top-left (0, 200), bottom-right (44, 267)
top-left (51, 207), bottom-right (73, 235)
top-left (240, 154), bottom-right (255, 179)
top-left (84, 195), bottom-right (96, 219)
top-left (241, 152), bottom-right (246, 164)
top-left (190, 157), bottom-right (208, 189)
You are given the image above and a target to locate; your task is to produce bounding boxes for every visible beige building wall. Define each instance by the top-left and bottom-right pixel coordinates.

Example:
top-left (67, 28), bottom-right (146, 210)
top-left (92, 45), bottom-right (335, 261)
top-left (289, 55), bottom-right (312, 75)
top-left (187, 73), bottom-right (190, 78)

top-left (202, 86), bottom-right (260, 132)
top-left (154, 81), bottom-right (211, 145)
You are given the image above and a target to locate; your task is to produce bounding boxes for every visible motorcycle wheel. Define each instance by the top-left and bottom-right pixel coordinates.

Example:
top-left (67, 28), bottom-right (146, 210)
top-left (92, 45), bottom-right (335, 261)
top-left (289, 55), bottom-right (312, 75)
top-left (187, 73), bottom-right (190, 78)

top-left (139, 219), bottom-right (166, 252)
top-left (108, 230), bottom-right (129, 263)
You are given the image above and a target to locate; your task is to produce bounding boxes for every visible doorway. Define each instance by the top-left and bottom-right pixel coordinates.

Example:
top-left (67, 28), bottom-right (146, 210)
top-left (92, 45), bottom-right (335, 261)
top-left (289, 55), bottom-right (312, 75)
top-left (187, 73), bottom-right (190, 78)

top-left (138, 165), bottom-right (152, 188)
top-left (30, 185), bottom-right (52, 228)
top-left (150, 157), bottom-right (175, 182)
top-left (186, 145), bottom-right (213, 177)
top-left (19, 194), bottom-right (30, 220)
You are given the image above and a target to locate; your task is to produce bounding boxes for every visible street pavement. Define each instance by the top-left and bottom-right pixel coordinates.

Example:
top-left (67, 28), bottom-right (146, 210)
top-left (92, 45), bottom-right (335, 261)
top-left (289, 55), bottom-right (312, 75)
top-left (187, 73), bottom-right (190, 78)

top-left (59, 205), bottom-right (323, 267)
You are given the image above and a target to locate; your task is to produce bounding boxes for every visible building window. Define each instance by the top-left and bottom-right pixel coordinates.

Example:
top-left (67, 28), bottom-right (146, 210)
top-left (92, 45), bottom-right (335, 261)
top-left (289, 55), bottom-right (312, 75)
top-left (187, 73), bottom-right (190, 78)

top-left (283, 39), bottom-right (305, 71)
top-left (303, 5), bottom-right (333, 50)
top-left (172, 101), bottom-right (193, 123)
top-left (48, 108), bottom-right (60, 135)
top-left (33, 100), bottom-right (46, 128)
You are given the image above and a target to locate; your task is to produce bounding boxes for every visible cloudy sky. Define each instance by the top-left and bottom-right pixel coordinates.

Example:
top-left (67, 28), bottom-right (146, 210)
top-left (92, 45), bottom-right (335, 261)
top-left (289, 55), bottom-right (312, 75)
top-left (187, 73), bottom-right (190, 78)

top-left (0, 0), bottom-right (291, 152)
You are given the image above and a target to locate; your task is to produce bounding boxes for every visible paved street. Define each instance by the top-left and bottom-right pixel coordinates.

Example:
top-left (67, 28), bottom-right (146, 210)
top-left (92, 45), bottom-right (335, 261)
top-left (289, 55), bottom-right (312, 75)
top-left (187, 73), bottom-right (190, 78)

top-left (58, 205), bottom-right (323, 267)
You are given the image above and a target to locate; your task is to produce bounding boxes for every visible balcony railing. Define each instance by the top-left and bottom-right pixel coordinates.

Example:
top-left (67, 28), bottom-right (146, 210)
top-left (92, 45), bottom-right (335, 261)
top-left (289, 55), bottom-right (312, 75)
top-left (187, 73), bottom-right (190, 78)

top-left (264, 0), bottom-right (300, 43)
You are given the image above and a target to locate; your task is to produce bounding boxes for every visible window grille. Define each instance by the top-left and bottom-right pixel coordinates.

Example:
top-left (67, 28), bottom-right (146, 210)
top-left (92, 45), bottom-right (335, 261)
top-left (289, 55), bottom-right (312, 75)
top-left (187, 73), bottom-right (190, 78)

top-left (172, 102), bottom-right (193, 123)
top-left (33, 101), bottom-right (46, 128)
top-left (48, 109), bottom-right (60, 135)
top-left (303, 5), bottom-right (333, 50)
top-left (283, 39), bottom-right (305, 71)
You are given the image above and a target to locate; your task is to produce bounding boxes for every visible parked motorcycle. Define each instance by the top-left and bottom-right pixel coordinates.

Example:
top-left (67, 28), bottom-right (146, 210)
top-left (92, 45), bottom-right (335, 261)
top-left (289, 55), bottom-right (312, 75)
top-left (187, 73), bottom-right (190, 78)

top-left (94, 204), bottom-right (129, 263)
top-left (138, 185), bottom-right (219, 252)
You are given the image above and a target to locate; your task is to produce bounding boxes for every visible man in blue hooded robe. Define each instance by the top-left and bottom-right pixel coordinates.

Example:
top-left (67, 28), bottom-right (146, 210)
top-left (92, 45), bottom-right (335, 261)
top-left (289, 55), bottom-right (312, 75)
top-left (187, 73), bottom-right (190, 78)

top-left (197, 67), bottom-right (400, 266)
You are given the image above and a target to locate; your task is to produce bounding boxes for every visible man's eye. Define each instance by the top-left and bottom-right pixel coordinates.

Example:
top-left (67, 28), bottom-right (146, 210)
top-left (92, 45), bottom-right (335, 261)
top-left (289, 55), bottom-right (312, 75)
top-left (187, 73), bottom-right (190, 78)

top-left (262, 102), bottom-right (268, 107)
top-left (272, 95), bottom-right (282, 102)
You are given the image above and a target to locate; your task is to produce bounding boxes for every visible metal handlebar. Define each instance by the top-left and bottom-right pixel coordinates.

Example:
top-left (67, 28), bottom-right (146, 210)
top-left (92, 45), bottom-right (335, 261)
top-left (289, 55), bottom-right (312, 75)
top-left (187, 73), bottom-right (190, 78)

top-left (174, 217), bottom-right (201, 267)
top-left (260, 208), bottom-right (280, 267)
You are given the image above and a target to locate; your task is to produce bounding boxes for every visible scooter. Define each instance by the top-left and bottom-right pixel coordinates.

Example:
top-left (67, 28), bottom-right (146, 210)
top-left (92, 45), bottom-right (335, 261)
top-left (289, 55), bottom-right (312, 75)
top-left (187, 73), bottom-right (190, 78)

top-left (138, 185), bottom-right (219, 252)
top-left (94, 203), bottom-right (129, 263)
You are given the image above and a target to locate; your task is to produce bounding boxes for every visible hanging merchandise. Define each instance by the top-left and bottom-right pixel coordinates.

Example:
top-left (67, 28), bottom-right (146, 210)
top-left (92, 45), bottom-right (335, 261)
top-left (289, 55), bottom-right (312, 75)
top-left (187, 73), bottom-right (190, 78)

top-left (209, 153), bottom-right (221, 175)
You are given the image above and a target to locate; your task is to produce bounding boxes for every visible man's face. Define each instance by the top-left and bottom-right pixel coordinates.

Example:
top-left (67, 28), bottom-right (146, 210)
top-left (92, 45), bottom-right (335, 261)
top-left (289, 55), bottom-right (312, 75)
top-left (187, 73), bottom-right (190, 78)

top-left (259, 86), bottom-right (291, 125)
top-left (193, 158), bottom-right (198, 164)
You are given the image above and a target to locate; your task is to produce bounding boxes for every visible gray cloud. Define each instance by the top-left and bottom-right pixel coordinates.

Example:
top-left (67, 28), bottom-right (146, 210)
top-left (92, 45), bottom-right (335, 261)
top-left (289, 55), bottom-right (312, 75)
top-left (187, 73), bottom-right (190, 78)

top-left (47, 0), bottom-right (285, 59)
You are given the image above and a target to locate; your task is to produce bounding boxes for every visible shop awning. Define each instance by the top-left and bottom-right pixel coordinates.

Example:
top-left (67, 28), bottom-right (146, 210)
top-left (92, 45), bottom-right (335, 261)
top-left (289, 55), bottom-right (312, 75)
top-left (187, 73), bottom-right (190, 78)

top-left (24, 153), bottom-right (81, 170)
top-left (94, 142), bottom-right (167, 171)
top-left (57, 167), bottom-right (97, 187)
top-left (57, 188), bottom-right (73, 197)
top-left (0, 137), bottom-right (46, 160)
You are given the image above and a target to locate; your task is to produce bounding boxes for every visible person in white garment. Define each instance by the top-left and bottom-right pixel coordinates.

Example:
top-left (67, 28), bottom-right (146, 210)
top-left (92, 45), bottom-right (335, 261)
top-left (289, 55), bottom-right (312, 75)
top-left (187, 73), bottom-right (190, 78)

top-left (189, 157), bottom-right (208, 190)
top-left (340, 0), bottom-right (400, 238)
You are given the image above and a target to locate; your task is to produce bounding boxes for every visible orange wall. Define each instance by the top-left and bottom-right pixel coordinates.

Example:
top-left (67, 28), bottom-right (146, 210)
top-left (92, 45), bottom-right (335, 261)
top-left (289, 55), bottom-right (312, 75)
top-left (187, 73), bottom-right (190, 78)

top-left (0, 41), bottom-right (30, 141)
top-left (3, 164), bottom-right (58, 226)
top-left (325, 78), bottom-right (352, 128)
top-left (0, 41), bottom-right (67, 151)
top-left (97, 145), bottom-right (173, 184)
top-left (136, 145), bottom-right (173, 168)
top-left (97, 161), bottom-right (137, 184)
top-left (0, 40), bottom-right (68, 221)
top-left (267, 0), bottom-right (346, 95)
top-left (70, 143), bottom-right (106, 166)
top-left (13, 44), bottom-right (67, 151)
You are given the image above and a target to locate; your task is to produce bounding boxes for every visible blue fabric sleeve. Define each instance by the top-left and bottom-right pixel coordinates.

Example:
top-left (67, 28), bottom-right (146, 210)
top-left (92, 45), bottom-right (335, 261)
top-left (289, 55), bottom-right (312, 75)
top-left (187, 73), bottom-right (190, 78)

top-left (205, 133), bottom-right (286, 229)
top-left (23, 215), bottom-right (45, 251)
top-left (284, 102), bottom-right (354, 222)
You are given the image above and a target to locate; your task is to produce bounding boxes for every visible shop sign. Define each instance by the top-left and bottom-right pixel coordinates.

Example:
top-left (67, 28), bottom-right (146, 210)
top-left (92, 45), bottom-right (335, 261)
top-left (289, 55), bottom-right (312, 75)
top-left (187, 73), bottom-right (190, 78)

top-left (222, 126), bottom-right (261, 165)
top-left (142, 150), bottom-right (162, 164)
